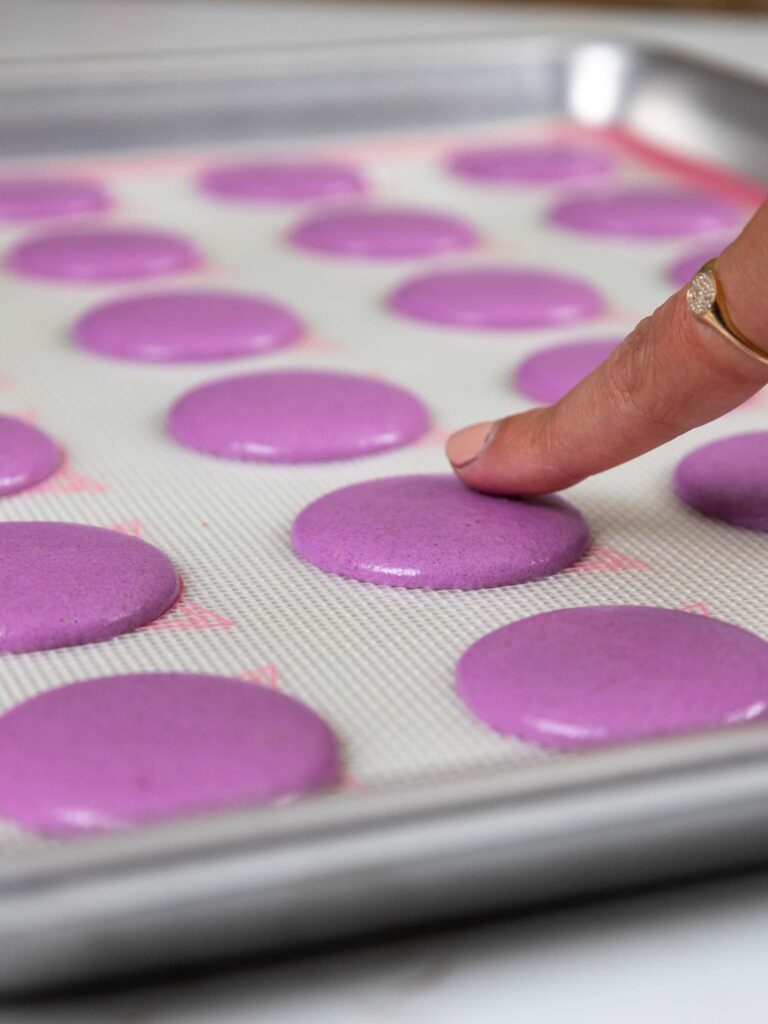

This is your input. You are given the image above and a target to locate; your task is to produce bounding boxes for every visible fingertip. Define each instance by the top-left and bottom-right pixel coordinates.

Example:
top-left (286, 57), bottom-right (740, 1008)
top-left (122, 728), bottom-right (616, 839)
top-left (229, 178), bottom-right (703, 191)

top-left (445, 420), bottom-right (497, 469)
top-left (447, 407), bottom-right (576, 496)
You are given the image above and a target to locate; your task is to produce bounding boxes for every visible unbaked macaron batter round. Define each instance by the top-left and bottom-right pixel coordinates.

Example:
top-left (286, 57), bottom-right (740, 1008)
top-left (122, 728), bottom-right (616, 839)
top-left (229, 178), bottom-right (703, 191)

top-left (447, 142), bottom-right (613, 185)
top-left (674, 432), bottom-right (768, 531)
top-left (289, 206), bottom-right (477, 259)
top-left (389, 267), bottom-right (604, 329)
top-left (291, 474), bottom-right (589, 589)
top-left (74, 289), bottom-right (303, 362)
top-left (513, 338), bottom-right (620, 404)
top-left (0, 673), bottom-right (340, 834)
top-left (0, 522), bottom-right (179, 654)
top-left (7, 227), bottom-right (200, 282)
top-left (0, 415), bottom-right (61, 497)
top-left (168, 369), bottom-right (430, 462)
top-left (457, 605), bottom-right (768, 749)
top-left (0, 177), bottom-right (111, 221)
top-left (549, 186), bottom-right (739, 239)
top-left (198, 160), bottom-right (366, 203)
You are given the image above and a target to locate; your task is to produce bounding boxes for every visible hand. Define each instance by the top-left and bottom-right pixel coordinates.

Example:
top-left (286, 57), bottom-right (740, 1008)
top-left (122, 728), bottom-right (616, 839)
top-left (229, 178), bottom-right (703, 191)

top-left (446, 201), bottom-right (768, 495)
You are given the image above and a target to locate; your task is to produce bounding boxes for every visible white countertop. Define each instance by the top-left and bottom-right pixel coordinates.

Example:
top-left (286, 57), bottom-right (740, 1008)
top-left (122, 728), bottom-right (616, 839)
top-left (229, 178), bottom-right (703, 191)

top-left (3, 2), bottom-right (768, 1021)
top-left (9, 870), bottom-right (768, 1023)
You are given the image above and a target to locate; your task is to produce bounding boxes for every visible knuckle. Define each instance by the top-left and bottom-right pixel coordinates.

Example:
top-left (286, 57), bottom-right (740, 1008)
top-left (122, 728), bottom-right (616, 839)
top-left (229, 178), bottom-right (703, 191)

top-left (528, 409), bottom-right (586, 490)
top-left (601, 309), bottom-right (684, 435)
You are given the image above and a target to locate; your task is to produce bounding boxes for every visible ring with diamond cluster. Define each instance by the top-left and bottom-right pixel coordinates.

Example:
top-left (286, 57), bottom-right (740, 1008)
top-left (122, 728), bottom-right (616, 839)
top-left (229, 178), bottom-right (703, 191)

top-left (687, 258), bottom-right (768, 366)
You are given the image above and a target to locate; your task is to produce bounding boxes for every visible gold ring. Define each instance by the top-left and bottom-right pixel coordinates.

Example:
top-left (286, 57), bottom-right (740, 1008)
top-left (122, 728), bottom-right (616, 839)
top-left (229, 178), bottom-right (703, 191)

top-left (687, 259), bottom-right (768, 366)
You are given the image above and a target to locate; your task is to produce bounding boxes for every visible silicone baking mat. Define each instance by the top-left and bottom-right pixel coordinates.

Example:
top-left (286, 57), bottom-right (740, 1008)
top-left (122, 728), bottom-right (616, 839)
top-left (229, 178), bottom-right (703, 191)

top-left (0, 120), bottom-right (765, 852)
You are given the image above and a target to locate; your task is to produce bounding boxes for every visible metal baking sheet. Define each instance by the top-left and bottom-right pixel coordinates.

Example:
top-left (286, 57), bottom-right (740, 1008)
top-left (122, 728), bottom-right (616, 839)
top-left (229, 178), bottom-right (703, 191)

top-left (0, 33), bottom-right (767, 993)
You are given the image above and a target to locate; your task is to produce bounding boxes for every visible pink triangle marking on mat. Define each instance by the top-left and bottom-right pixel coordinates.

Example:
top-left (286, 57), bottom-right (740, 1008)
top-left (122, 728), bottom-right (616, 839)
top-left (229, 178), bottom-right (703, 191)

top-left (737, 389), bottom-right (768, 412)
top-left (109, 518), bottom-right (142, 538)
top-left (9, 408), bottom-right (36, 425)
top-left (329, 137), bottom-right (452, 163)
top-left (338, 773), bottom-right (365, 793)
top-left (416, 425), bottom-right (451, 448)
top-left (29, 453), bottom-right (107, 494)
top-left (680, 601), bottom-right (711, 616)
top-left (597, 308), bottom-right (636, 325)
top-left (66, 152), bottom-right (207, 180)
top-left (565, 544), bottom-right (650, 573)
top-left (191, 262), bottom-right (226, 281)
top-left (238, 665), bottom-right (279, 690)
top-left (473, 241), bottom-right (509, 257)
top-left (300, 336), bottom-right (341, 354)
top-left (139, 598), bottom-right (235, 633)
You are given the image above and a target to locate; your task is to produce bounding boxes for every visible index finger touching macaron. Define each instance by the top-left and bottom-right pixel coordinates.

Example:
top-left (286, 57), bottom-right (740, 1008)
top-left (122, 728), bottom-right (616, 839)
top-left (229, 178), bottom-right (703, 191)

top-left (446, 201), bottom-right (768, 495)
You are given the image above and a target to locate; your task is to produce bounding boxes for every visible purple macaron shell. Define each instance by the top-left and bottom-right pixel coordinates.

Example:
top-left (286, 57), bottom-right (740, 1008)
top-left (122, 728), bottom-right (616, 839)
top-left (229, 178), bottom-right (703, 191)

top-left (674, 432), bottom-right (768, 532)
top-left (457, 605), bottom-right (768, 750)
top-left (168, 369), bottom-right (430, 463)
top-left (549, 186), bottom-right (740, 239)
top-left (291, 474), bottom-right (589, 590)
top-left (447, 142), bottom-right (614, 185)
top-left (289, 206), bottom-right (477, 259)
top-left (0, 177), bottom-right (111, 221)
top-left (0, 522), bottom-right (180, 654)
top-left (0, 415), bottom-right (62, 496)
top-left (7, 228), bottom-right (200, 282)
top-left (0, 673), bottom-right (340, 835)
top-left (389, 267), bottom-right (604, 330)
top-left (198, 160), bottom-right (366, 203)
top-left (513, 338), bottom-right (620, 404)
top-left (74, 290), bottom-right (304, 362)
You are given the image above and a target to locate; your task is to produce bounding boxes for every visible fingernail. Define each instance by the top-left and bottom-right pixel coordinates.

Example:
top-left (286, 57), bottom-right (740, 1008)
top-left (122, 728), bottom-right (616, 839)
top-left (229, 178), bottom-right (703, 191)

top-left (446, 420), bottom-right (498, 469)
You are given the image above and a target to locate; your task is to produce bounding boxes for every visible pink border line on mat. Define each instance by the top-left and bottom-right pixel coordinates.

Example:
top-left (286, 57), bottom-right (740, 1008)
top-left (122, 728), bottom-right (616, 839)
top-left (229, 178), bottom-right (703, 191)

top-left (13, 120), bottom-right (768, 206)
top-left (573, 125), bottom-right (768, 208)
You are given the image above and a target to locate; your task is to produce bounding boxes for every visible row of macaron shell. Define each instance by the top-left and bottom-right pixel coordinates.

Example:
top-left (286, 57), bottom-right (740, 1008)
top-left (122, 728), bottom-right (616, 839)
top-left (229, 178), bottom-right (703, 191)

top-left (1, 193), bottom-right (737, 282)
top-left (1, 157), bottom-right (735, 471)
top-left (1, 171), bottom-right (734, 449)
top-left (2, 154), bottom-right (737, 394)
top-left (0, 145), bottom-right (741, 275)
top-left (0, 149), bottom-right (759, 838)
top-left (0, 444), bottom-right (764, 833)
top-left (0, 146), bottom-right (754, 591)
top-left (4, 578), bottom-right (768, 837)
top-left (0, 141), bottom-right (744, 215)
top-left (8, 595), bottom-right (768, 837)
top-left (0, 147), bottom-right (751, 611)
top-left (3, 409), bottom-right (765, 598)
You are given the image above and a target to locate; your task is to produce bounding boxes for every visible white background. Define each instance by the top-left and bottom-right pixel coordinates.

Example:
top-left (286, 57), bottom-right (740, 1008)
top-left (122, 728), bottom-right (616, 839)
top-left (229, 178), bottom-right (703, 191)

top-left (3, 2), bottom-right (768, 1022)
